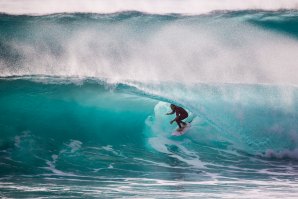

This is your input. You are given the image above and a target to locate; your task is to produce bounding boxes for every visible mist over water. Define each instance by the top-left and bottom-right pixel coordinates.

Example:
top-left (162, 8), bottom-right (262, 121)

top-left (1, 0), bottom-right (298, 15)
top-left (1, 11), bottom-right (298, 85)
top-left (0, 6), bottom-right (298, 199)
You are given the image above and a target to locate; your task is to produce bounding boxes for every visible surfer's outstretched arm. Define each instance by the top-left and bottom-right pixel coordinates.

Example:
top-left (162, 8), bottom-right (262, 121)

top-left (166, 110), bottom-right (175, 115)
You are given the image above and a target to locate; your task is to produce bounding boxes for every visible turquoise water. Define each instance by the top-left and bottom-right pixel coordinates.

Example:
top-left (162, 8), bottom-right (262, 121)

top-left (1, 10), bottom-right (298, 198)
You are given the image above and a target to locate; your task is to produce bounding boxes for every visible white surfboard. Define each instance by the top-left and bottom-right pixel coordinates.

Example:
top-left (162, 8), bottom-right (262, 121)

top-left (172, 123), bottom-right (191, 136)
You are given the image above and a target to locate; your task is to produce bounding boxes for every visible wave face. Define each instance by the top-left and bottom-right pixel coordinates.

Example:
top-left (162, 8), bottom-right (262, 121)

top-left (1, 11), bottom-right (298, 198)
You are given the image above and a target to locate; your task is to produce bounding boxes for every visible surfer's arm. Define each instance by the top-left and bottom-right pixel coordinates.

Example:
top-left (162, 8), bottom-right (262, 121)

top-left (166, 110), bottom-right (175, 115)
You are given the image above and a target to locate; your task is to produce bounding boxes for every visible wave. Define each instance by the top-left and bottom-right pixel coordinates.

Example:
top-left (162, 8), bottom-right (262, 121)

top-left (1, 9), bottom-right (298, 198)
top-left (1, 11), bottom-right (298, 85)
top-left (1, 11), bottom-right (298, 166)
top-left (1, 77), bottom-right (298, 176)
top-left (1, 0), bottom-right (298, 15)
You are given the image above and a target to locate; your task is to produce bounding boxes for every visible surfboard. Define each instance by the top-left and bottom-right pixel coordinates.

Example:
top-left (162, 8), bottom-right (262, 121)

top-left (172, 123), bottom-right (191, 136)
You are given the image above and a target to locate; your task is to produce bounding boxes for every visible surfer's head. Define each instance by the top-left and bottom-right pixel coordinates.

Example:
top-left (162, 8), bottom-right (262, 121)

top-left (170, 104), bottom-right (176, 110)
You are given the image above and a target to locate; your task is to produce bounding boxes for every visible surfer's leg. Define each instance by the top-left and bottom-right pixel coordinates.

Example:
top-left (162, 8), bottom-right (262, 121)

top-left (179, 114), bottom-right (188, 126)
top-left (180, 120), bottom-right (186, 126)
top-left (179, 122), bottom-right (186, 128)
top-left (176, 116), bottom-right (188, 130)
top-left (176, 120), bottom-right (182, 129)
top-left (175, 116), bottom-right (183, 129)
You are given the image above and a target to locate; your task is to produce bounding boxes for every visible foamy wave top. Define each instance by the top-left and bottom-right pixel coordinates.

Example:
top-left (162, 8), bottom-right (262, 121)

top-left (0, 0), bottom-right (298, 15)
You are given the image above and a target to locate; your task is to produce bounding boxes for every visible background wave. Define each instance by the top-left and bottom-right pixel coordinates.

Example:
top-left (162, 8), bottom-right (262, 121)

top-left (1, 11), bottom-right (298, 85)
top-left (1, 0), bottom-right (298, 15)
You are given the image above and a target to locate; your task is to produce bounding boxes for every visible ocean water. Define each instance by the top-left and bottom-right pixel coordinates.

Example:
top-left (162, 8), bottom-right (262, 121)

top-left (1, 5), bottom-right (298, 198)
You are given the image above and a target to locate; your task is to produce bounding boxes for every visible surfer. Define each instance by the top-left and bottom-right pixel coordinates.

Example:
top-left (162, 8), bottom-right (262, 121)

top-left (166, 104), bottom-right (188, 131)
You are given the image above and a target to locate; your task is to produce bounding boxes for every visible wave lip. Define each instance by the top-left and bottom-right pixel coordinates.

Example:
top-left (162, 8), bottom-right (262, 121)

top-left (1, 0), bottom-right (298, 15)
